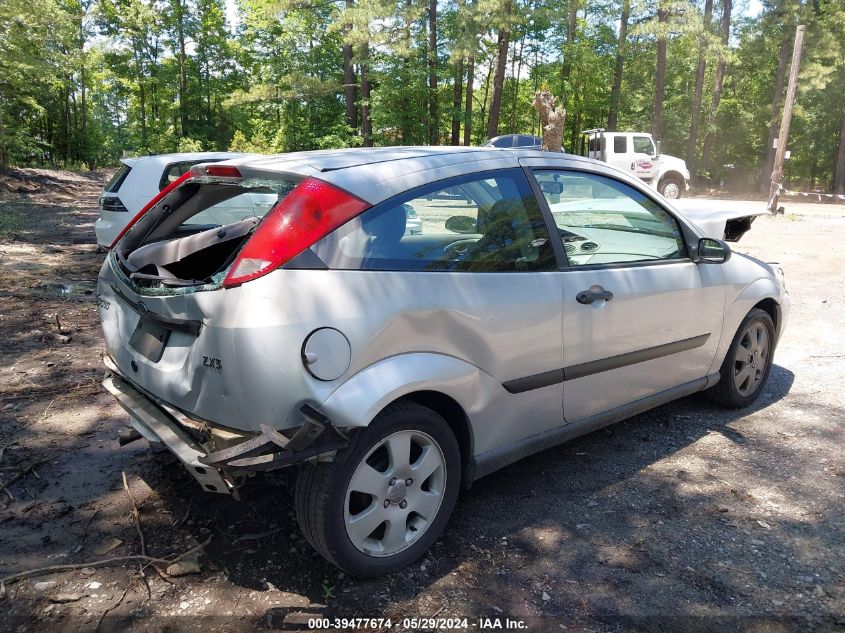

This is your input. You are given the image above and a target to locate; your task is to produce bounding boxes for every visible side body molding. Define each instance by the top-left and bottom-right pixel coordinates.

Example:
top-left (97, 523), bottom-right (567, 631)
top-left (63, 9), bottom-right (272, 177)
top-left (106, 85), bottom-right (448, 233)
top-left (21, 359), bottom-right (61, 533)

top-left (319, 353), bottom-right (508, 456)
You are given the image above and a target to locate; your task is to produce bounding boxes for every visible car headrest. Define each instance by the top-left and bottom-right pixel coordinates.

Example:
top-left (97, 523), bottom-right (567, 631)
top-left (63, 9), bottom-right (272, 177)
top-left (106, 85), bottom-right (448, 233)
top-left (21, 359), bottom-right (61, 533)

top-left (477, 199), bottom-right (521, 240)
top-left (363, 206), bottom-right (406, 244)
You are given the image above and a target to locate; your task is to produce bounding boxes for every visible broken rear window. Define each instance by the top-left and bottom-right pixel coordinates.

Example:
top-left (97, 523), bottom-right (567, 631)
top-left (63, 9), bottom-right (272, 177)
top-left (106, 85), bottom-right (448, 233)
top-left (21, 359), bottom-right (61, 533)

top-left (113, 177), bottom-right (298, 292)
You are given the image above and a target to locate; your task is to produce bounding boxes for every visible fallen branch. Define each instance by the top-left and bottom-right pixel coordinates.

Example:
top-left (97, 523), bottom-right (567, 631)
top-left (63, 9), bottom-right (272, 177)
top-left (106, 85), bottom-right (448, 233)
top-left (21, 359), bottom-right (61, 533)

top-left (0, 459), bottom-right (49, 497)
top-left (0, 536), bottom-right (211, 587)
top-left (122, 471), bottom-right (146, 557)
top-left (0, 383), bottom-right (101, 402)
top-left (232, 527), bottom-right (284, 544)
top-left (95, 584), bottom-right (130, 633)
top-left (38, 398), bottom-right (55, 423)
top-left (176, 495), bottom-right (194, 528)
top-left (0, 441), bottom-right (17, 464)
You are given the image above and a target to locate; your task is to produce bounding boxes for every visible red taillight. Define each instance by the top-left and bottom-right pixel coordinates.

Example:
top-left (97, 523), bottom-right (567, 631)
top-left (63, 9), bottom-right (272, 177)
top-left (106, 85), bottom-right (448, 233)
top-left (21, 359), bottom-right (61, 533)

top-left (110, 171), bottom-right (194, 248)
top-left (223, 177), bottom-right (370, 288)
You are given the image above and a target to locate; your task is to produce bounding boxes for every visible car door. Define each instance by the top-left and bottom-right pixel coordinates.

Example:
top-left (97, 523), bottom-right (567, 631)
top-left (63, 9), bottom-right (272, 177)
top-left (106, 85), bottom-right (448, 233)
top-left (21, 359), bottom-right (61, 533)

top-left (631, 135), bottom-right (659, 184)
top-left (606, 135), bottom-right (630, 173)
top-left (528, 167), bottom-right (725, 422)
top-left (310, 168), bottom-right (565, 453)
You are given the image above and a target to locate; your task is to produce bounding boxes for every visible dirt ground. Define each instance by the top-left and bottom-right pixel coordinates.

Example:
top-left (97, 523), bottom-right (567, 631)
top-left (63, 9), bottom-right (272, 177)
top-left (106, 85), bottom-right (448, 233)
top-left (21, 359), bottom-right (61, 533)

top-left (0, 169), bottom-right (842, 633)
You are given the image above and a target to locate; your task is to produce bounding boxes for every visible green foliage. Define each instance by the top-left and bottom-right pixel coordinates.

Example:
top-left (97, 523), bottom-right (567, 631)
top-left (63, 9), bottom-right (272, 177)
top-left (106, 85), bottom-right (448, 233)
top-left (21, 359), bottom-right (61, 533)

top-left (0, 0), bottom-right (843, 191)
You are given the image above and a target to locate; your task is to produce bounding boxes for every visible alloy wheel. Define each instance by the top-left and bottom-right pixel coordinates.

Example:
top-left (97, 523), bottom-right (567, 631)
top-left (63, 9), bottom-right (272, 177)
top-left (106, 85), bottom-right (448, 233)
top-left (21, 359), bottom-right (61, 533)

top-left (344, 430), bottom-right (447, 557)
top-left (733, 321), bottom-right (770, 396)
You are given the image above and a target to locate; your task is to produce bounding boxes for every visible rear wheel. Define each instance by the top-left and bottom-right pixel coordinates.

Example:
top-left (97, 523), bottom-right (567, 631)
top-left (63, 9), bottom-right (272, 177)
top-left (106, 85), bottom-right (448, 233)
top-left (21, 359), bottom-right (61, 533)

top-left (658, 177), bottom-right (683, 199)
top-left (708, 308), bottom-right (775, 408)
top-left (294, 401), bottom-right (460, 576)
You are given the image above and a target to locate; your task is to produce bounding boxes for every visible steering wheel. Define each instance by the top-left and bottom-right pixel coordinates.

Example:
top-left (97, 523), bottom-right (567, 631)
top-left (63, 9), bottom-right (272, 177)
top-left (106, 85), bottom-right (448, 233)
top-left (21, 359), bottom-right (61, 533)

top-left (443, 238), bottom-right (480, 258)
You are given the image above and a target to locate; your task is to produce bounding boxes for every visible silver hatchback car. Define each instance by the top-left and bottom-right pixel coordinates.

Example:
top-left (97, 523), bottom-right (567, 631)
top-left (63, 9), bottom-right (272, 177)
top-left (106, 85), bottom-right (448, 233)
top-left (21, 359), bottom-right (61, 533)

top-left (97, 147), bottom-right (790, 576)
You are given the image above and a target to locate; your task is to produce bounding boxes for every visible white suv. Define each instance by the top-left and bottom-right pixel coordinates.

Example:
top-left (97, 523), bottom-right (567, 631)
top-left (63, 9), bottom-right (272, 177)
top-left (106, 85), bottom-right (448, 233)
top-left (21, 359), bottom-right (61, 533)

top-left (95, 152), bottom-right (277, 248)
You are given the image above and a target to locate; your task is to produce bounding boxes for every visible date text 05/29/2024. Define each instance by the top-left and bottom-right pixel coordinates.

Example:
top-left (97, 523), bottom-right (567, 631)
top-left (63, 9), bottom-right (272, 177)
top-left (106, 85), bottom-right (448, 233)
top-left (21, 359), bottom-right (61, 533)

top-left (307, 617), bottom-right (529, 629)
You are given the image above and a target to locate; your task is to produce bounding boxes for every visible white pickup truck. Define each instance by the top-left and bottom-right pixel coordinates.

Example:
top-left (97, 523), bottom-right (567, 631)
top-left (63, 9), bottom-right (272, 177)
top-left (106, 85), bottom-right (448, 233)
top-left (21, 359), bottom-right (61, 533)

top-left (580, 129), bottom-right (691, 200)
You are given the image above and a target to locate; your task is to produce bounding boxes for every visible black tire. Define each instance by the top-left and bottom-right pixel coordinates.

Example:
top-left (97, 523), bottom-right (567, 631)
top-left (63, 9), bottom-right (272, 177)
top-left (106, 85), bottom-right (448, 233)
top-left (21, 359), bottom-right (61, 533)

top-left (708, 308), bottom-right (776, 408)
top-left (658, 177), bottom-right (684, 199)
top-left (294, 400), bottom-right (461, 577)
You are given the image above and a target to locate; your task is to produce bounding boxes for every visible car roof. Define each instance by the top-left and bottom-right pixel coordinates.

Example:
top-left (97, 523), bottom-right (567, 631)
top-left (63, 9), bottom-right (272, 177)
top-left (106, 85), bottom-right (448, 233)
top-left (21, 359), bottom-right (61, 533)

top-left (119, 152), bottom-right (248, 168)
top-left (222, 146), bottom-right (619, 206)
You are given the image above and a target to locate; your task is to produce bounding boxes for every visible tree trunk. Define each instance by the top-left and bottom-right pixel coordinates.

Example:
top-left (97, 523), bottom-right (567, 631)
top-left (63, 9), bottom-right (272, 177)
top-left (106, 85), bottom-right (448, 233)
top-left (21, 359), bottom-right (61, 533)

top-left (463, 56), bottom-right (475, 146)
top-left (343, 0), bottom-right (358, 131)
top-left (760, 35), bottom-right (791, 193)
top-left (80, 60), bottom-right (88, 165)
top-left (767, 24), bottom-right (805, 209)
top-left (343, 42), bottom-right (358, 130)
top-left (509, 35), bottom-right (525, 134)
top-left (607, 0), bottom-right (630, 131)
top-left (70, 83), bottom-right (79, 162)
top-left (176, 0), bottom-right (188, 137)
top-left (132, 39), bottom-right (148, 149)
top-left (480, 52), bottom-right (493, 140)
top-left (835, 116), bottom-right (845, 195)
top-left (205, 57), bottom-right (212, 126)
top-left (651, 4), bottom-right (668, 139)
top-left (486, 1), bottom-right (512, 139)
top-left (399, 0), bottom-right (412, 143)
top-left (686, 0), bottom-right (713, 175)
top-left (701, 0), bottom-right (731, 178)
top-left (0, 92), bottom-right (6, 171)
top-left (451, 58), bottom-right (464, 145)
top-left (560, 0), bottom-right (578, 90)
top-left (78, 10), bottom-right (89, 166)
top-left (360, 45), bottom-right (372, 147)
top-left (533, 89), bottom-right (566, 153)
top-left (428, 0), bottom-right (438, 144)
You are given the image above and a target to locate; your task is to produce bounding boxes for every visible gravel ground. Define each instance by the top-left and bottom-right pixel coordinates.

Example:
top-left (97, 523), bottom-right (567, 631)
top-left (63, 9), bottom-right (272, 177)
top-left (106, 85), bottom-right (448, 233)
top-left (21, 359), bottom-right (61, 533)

top-left (0, 170), bottom-right (842, 632)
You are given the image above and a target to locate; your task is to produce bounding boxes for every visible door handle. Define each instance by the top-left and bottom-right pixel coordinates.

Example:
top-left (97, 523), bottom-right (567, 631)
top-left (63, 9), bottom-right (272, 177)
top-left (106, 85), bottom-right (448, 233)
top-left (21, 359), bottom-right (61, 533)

top-left (576, 287), bottom-right (614, 304)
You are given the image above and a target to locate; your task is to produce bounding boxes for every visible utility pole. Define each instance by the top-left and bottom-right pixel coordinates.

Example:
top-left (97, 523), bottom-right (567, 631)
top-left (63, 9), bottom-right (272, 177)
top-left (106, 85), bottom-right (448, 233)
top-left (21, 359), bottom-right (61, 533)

top-left (768, 24), bottom-right (805, 213)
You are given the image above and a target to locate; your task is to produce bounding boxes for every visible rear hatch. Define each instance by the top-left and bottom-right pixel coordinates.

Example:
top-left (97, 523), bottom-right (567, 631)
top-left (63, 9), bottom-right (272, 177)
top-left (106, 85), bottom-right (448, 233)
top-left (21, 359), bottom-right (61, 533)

top-left (97, 163), bottom-right (370, 428)
top-left (96, 160), bottom-right (137, 246)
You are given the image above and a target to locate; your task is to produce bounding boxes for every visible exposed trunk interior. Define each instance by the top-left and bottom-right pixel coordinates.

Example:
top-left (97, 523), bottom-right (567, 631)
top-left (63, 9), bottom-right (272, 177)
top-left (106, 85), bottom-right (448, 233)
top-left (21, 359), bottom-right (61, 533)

top-left (113, 180), bottom-right (290, 292)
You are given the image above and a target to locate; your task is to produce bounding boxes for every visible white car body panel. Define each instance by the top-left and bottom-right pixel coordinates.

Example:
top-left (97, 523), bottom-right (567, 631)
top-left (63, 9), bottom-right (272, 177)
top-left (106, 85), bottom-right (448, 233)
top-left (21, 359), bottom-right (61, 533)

top-left (94, 152), bottom-right (276, 247)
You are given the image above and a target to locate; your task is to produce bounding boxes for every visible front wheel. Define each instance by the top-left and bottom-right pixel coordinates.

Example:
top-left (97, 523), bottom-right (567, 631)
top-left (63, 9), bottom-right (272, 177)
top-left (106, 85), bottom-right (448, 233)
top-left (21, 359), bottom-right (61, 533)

top-left (708, 308), bottom-right (776, 408)
top-left (294, 401), bottom-right (461, 576)
top-left (658, 177), bottom-right (683, 199)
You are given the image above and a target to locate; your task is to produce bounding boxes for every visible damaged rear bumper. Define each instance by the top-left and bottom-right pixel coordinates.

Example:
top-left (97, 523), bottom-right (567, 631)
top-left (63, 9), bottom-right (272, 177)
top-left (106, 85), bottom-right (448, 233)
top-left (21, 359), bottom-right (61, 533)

top-left (102, 359), bottom-right (348, 496)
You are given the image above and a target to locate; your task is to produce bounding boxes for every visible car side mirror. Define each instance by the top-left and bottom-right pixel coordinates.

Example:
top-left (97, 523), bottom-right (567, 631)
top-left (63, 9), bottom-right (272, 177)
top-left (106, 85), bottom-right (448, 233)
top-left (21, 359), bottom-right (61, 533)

top-left (653, 140), bottom-right (662, 159)
top-left (539, 181), bottom-right (564, 195)
top-left (445, 215), bottom-right (477, 234)
top-left (696, 237), bottom-right (731, 264)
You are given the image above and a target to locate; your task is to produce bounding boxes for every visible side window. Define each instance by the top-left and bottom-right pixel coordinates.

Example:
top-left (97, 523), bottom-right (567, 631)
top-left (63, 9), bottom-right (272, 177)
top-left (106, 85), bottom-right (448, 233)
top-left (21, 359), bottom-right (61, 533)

top-left (105, 164), bottom-right (132, 192)
top-left (613, 136), bottom-right (627, 153)
top-left (311, 169), bottom-right (556, 272)
top-left (160, 162), bottom-right (193, 190)
top-left (160, 159), bottom-right (232, 191)
top-left (532, 170), bottom-right (686, 267)
top-left (490, 137), bottom-right (512, 148)
top-left (632, 136), bottom-right (655, 155)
